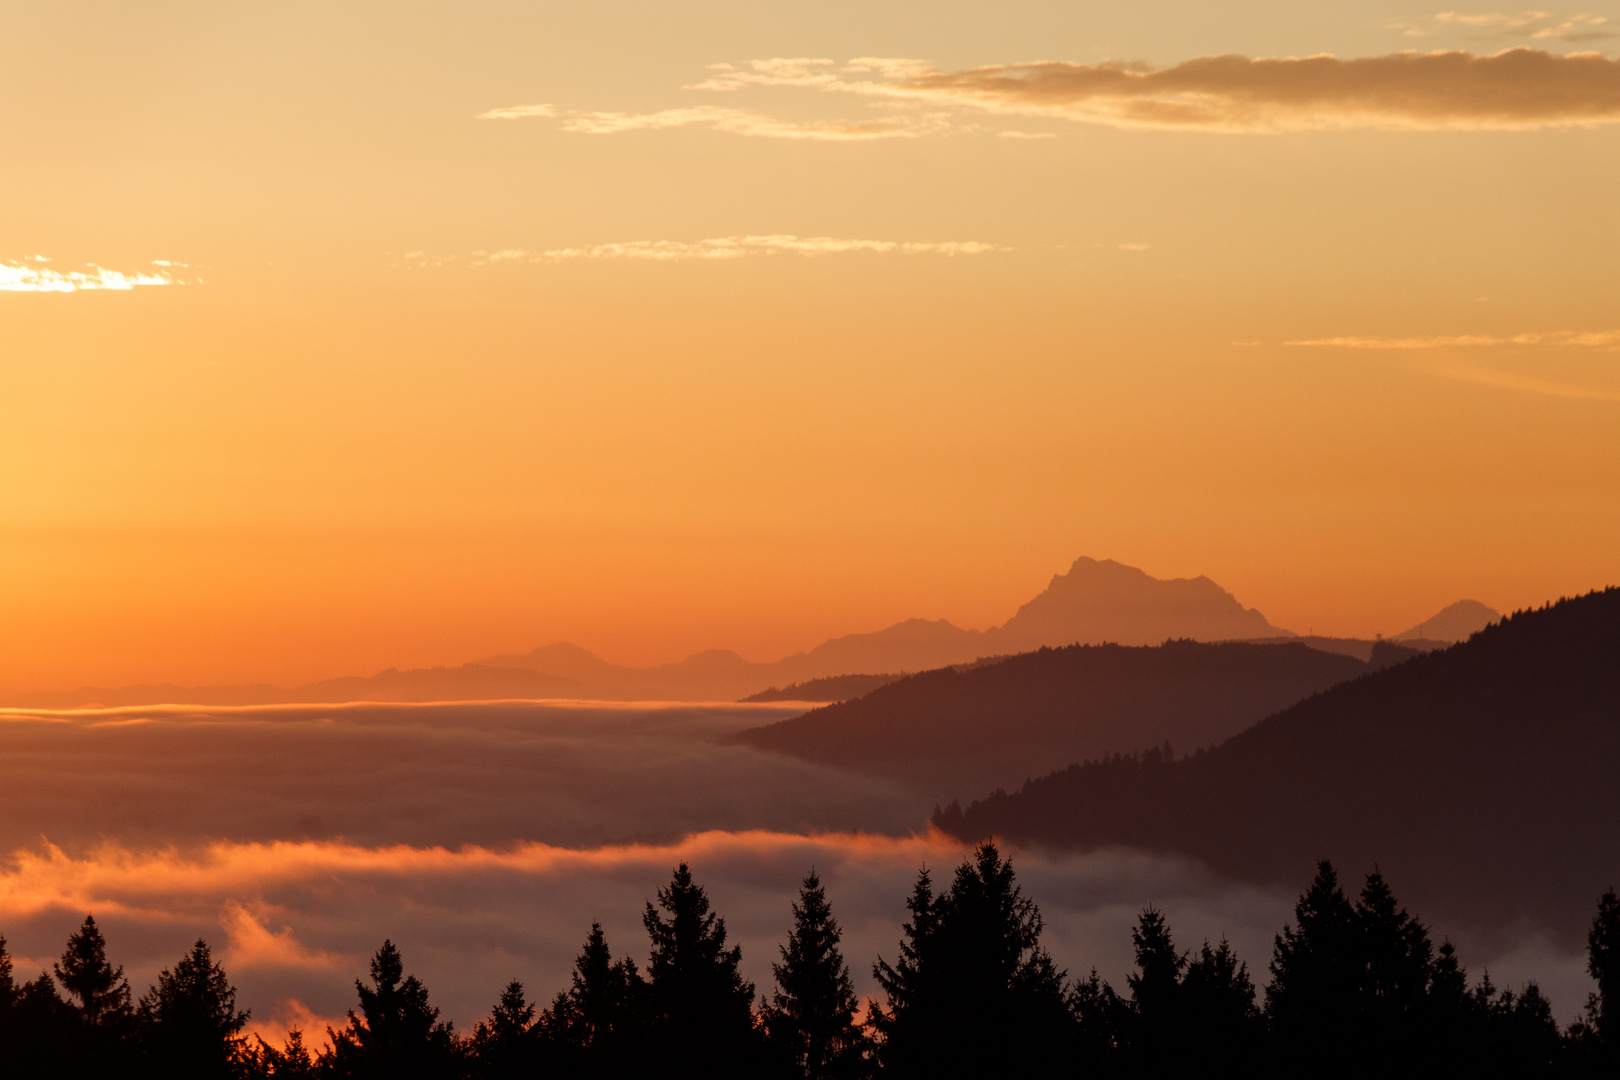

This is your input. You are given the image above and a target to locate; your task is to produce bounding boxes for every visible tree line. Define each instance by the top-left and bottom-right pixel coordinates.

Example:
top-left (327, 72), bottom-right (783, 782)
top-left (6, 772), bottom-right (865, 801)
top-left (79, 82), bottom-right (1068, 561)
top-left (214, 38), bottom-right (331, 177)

top-left (1, 845), bottom-right (1616, 1078)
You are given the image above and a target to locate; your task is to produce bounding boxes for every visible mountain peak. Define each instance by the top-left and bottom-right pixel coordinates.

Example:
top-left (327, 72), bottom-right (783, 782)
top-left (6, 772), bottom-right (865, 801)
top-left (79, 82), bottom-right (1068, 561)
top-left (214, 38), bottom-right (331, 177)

top-left (988, 556), bottom-right (1291, 650)
top-left (1394, 599), bottom-right (1501, 643)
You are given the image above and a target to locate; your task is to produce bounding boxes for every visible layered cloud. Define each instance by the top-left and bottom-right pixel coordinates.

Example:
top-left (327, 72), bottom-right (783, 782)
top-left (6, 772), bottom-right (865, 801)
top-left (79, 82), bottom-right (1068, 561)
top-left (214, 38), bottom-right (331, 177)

top-left (485, 48), bottom-right (1620, 138)
top-left (1, 256), bottom-right (177, 293)
top-left (0, 700), bottom-right (1593, 1039)
top-left (895, 48), bottom-right (1620, 132)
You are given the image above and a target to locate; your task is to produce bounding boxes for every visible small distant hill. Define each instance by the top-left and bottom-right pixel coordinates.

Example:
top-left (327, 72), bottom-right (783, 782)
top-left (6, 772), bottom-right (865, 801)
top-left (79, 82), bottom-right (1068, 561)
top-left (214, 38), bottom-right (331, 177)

top-left (935, 588), bottom-right (1620, 938)
top-left (729, 640), bottom-right (1366, 796)
top-left (739, 673), bottom-right (902, 703)
top-left (1395, 598), bottom-right (1500, 642)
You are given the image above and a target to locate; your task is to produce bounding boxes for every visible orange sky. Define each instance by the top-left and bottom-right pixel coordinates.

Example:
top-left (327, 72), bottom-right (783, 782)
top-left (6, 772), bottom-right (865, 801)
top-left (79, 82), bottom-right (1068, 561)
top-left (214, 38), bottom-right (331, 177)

top-left (3, 0), bottom-right (1619, 693)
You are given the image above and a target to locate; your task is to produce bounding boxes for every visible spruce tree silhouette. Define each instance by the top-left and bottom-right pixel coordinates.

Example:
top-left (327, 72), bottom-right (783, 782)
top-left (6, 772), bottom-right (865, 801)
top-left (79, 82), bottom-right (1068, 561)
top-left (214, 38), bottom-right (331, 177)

top-left (872, 843), bottom-right (1072, 1079)
top-left (1354, 870), bottom-right (1434, 1060)
top-left (468, 981), bottom-right (538, 1079)
top-left (1584, 888), bottom-right (1619, 1069)
top-left (1266, 861), bottom-right (1358, 1075)
top-left (1124, 906), bottom-right (1186, 1072)
top-left (137, 939), bottom-right (250, 1078)
top-left (765, 870), bottom-right (871, 1079)
top-left (324, 940), bottom-right (459, 1079)
top-left (1116, 910), bottom-right (1260, 1076)
top-left (535, 923), bottom-right (650, 1078)
top-left (244, 1028), bottom-right (317, 1078)
top-left (1180, 935), bottom-right (1262, 1068)
top-left (56, 914), bottom-right (132, 1027)
top-left (643, 864), bottom-right (759, 1068)
top-left (54, 914), bottom-right (135, 1072)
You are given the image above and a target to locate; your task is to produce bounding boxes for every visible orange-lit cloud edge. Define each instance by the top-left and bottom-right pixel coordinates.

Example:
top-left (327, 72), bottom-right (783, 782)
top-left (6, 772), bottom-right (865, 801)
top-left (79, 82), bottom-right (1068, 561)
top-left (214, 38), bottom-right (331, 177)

top-left (484, 48), bottom-right (1620, 136)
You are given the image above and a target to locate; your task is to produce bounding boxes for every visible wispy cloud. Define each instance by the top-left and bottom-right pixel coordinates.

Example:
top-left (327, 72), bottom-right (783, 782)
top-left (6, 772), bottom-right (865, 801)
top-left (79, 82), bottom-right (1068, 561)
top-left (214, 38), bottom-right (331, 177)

top-left (221, 901), bottom-right (350, 971)
top-left (1, 256), bottom-right (178, 293)
top-left (483, 48), bottom-right (1620, 138)
top-left (404, 236), bottom-right (1002, 267)
top-left (1439, 364), bottom-right (1620, 400)
top-left (896, 48), bottom-right (1620, 132)
top-left (1286, 330), bottom-right (1620, 349)
top-left (1394, 11), bottom-right (1615, 42)
top-left (476, 103), bottom-right (557, 120)
top-left (487, 102), bottom-right (942, 141)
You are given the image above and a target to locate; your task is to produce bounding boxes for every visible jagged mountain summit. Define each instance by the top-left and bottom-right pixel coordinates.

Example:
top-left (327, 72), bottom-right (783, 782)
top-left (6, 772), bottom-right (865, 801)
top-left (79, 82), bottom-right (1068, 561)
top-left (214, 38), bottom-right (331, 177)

top-left (982, 556), bottom-right (1288, 651)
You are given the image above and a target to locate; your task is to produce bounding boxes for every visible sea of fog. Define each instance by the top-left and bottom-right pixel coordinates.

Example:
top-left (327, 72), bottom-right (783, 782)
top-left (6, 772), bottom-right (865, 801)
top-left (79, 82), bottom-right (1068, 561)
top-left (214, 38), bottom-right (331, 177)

top-left (0, 700), bottom-right (1594, 1039)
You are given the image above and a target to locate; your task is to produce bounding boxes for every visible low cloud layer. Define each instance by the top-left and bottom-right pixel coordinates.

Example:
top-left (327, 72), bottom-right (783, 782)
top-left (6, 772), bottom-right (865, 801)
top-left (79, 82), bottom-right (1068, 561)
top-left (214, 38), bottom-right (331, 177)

top-left (0, 701), bottom-right (1593, 1040)
top-left (487, 48), bottom-right (1620, 139)
top-left (1, 256), bottom-right (177, 293)
top-left (0, 829), bottom-right (1588, 1046)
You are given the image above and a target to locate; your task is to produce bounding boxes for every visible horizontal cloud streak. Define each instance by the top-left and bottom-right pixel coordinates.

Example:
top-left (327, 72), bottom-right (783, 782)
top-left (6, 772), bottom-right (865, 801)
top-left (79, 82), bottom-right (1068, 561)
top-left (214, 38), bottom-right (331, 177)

top-left (1286, 330), bottom-right (1620, 348)
top-left (476, 103), bottom-right (556, 120)
top-left (897, 48), bottom-right (1620, 131)
top-left (460, 236), bottom-right (1000, 265)
top-left (1, 256), bottom-right (176, 293)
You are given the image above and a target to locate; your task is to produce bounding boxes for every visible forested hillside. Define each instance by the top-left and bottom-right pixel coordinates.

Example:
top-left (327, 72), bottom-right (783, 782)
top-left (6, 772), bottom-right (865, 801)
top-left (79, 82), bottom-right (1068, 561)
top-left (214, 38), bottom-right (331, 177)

top-left (936, 589), bottom-right (1620, 937)
top-left (732, 640), bottom-right (1367, 795)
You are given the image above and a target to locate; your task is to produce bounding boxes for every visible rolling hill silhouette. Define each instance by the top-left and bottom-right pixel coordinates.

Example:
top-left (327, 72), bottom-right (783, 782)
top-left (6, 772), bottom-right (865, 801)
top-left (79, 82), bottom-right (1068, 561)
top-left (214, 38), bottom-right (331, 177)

top-left (934, 588), bottom-right (1620, 939)
top-left (729, 639), bottom-right (1367, 796)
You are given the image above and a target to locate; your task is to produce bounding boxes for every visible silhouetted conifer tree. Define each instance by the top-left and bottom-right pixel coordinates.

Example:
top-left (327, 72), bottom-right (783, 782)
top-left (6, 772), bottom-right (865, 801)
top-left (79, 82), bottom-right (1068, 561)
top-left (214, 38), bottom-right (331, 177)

top-left (245, 1028), bottom-right (317, 1078)
top-left (872, 843), bottom-right (1072, 1078)
top-left (1124, 906), bottom-right (1186, 1071)
top-left (1180, 935), bottom-right (1262, 1069)
top-left (1353, 870), bottom-right (1433, 1060)
top-left (1066, 967), bottom-right (1127, 1069)
top-left (537, 921), bottom-right (647, 1072)
top-left (469, 981), bottom-right (538, 1079)
top-left (137, 938), bottom-right (250, 1078)
top-left (324, 940), bottom-right (460, 1079)
top-left (55, 914), bottom-right (135, 1072)
top-left (0, 934), bottom-right (12, 1007)
top-left (57, 915), bottom-right (132, 1027)
top-left (1266, 861), bottom-right (1358, 1075)
top-left (1587, 889), bottom-right (1619, 1063)
top-left (765, 870), bottom-right (870, 1079)
top-left (643, 864), bottom-right (759, 1069)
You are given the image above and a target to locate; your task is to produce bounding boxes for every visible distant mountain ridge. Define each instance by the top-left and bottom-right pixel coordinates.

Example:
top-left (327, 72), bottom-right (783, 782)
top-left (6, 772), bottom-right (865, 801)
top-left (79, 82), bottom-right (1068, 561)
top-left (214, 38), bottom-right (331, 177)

top-left (935, 588), bottom-right (1620, 938)
top-left (13, 557), bottom-right (1475, 708)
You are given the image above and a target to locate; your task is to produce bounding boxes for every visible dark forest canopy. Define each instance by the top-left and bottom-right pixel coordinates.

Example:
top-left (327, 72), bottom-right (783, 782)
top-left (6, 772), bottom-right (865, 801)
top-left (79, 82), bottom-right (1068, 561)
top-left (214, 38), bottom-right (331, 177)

top-left (934, 588), bottom-right (1620, 939)
top-left (4, 851), bottom-right (1617, 1078)
top-left (730, 638), bottom-right (1368, 795)
top-left (741, 673), bottom-right (904, 703)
